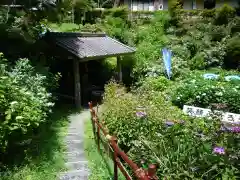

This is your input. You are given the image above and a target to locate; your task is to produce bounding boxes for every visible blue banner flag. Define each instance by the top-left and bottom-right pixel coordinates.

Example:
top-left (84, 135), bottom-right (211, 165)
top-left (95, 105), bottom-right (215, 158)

top-left (162, 48), bottom-right (172, 79)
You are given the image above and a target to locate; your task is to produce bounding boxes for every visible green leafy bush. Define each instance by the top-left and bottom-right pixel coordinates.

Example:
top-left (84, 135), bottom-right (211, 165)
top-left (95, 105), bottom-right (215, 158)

top-left (137, 76), bottom-right (171, 92)
top-left (210, 25), bottom-right (228, 42)
top-left (168, 0), bottom-right (182, 27)
top-left (229, 17), bottom-right (240, 35)
top-left (0, 54), bottom-right (58, 152)
top-left (201, 9), bottom-right (216, 18)
top-left (172, 71), bottom-right (240, 113)
top-left (107, 6), bottom-right (129, 21)
top-left (102, 16), bottom-right (128, 43)
top-left (214, 4), bottom-right (236, 25)
top-left (225, 36), bottom-right (240, 69)
top-left (102, 82), bottom-right (240, 179)
top-left (189, 52), bottom-right (206, 70)
top-left (102, 82), bottom-right (184, 151)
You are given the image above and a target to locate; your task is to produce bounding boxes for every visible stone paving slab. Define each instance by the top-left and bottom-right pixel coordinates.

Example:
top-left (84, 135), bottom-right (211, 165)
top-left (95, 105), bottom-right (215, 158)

top-left (58, 110), bottom-right (90, 180)
top-left (64, 150), bottom-right (85, 162)
top-left (58, 170), bottom-right (89, 180)
top-left (65, 140), bottom-right (83, 148)
top-left (65, 161), bottom-right (89, 171)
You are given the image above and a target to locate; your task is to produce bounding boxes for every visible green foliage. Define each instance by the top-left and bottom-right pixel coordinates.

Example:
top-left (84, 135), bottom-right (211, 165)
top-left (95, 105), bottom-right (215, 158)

top-left (225, 36), bottom-right (240, 69)
top-left (229, 17), bottom-right (240, 35)
top-left (102, 16), bottom-right (128, 43)
top-left (107, 6), bottom-right (129, 21)
top-left (201, 9), bottom-right (216, 18)
top-left (214, 4), bottom-right (236, 25)
top-left (210, 25), bottom-right (228, 42)
top-left (47, 23), bottom-right (81, 32)
top-left (137, 76), bottom-right (171, 92)
top-left (102, 82), bottom-right (183, 151)
top-left (102, 82), bottom-right (240, 179)
top-left (0, 54), bottom-right (58, 152)
top-left (168, 0), bottom-right (182, 27)
top-left (172, 71), bottom-right (240, 114)
top-left (1, 108), bottom-right (69, 180)
top-left (189, 52), bottom-right (206, 70)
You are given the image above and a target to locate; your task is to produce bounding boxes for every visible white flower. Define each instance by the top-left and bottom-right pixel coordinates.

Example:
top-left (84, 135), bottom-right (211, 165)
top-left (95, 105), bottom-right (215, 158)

top-left (10, 101), bottom-right (18, 105)
top-left (16, 116), bottom-right (23, 120)
top-left (196, 95), bottom-right (200, 99)
top-left (216, 92), bottom-right (223, 96)
top-left (177, 97), bottom-right (180, 100)
top-left (202, 93), bottom-right (206, 96)
top-left (25, 92), bottom-right (31, 95)
top-left (46, 102), bottom-right (55, 107)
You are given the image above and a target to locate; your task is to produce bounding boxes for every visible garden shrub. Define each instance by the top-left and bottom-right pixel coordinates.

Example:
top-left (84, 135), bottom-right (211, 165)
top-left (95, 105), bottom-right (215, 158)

top-left (102, 82), bottom-right (240, 179)
top-left (189, 52), bottom-right (206, 70)
top-left (202, 39), bottom-right (227, 68)
top-left (214, 4), bottom-right (236, 25)
top-left (108, 6), bottom-right (129, 21)
top-left (229, 17), bottom-right (240, 35)
top-left (201, 9), bottom-right (216, 18)
top-left (209, 25), bottom-right (228, 42)
top-left (225, 36), bottom-right (240, 69)
top-left (137, 76), bottom-right (171, 92)
top-left (0, 54), bottom-right (57, 152)
top-left (102, 16), bottom-right (128, 43)
top-left (172, 71), bottom-right (240, 114)
top-left (168, 0), bottom-right (182, 27)
top-left (102, 81), bottom-right (184, 151)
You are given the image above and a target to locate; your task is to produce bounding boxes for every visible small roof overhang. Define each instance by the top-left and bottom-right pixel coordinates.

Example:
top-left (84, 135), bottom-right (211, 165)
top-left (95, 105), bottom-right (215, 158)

top-left (44, 32), bottom-right (136, 61)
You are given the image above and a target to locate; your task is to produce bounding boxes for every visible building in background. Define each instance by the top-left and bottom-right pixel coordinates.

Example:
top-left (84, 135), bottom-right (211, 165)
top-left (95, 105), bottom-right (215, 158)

top-left (123, 0), bottom-right (239, 11)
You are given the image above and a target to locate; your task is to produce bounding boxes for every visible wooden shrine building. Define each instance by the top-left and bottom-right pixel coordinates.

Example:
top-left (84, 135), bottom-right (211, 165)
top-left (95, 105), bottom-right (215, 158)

top-left (39, 32), bottom-right (135, 108)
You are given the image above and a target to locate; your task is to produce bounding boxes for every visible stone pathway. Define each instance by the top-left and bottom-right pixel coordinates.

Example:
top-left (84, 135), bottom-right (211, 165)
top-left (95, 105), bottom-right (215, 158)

top-left (58, 110), bottom-right (90, 180)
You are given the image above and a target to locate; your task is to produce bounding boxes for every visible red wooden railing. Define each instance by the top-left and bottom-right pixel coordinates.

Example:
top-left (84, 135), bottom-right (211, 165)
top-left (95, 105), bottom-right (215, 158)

top-left (89, 102), bottom-right (158, 180)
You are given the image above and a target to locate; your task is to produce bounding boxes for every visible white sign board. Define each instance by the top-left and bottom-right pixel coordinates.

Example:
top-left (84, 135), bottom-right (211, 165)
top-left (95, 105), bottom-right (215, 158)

top-left (149, 6), bottom-right (154, 11)
top-left (183, 105), bottom-right (240, 124)
top-left (132, 5), bottom-right (138, 11)
top-left (223, 113), bottom-right (240, 124)
top-left (183, 105), bottom-right (211, 117)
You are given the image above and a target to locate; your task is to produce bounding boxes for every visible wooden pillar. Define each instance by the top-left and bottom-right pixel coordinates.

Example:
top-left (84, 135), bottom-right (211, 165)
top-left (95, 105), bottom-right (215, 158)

top-left (73, 58), bottom-right (81, 108)
top-left (117, 56), bottom-right (122, 82)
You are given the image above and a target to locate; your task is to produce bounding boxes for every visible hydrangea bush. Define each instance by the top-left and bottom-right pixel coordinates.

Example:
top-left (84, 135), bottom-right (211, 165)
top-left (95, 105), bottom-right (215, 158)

top-left (172, 71), bottom-right (240, 114)
top-left (0, 53), bottom-right (58, 151)
top-left (101, 82), bottom-right (240, 179)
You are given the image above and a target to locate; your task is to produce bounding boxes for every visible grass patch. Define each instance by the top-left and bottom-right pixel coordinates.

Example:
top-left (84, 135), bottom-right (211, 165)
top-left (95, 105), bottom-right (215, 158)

top-left (0, 106), bottom-right (71, 180)
top-left (84, 118), bottom-right (125, 180)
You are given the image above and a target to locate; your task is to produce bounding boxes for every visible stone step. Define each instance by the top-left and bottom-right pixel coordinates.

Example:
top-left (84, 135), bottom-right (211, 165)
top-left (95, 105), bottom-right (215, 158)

top-left (65, 139), bottom-right (83, 147)
top-left (66, 145), bottom-right (84, 152)
top-left (64, 150), bottom-right (85, 162)
top-left (65, 161), bottom-right (89, 171)
top-left (68, 127), bottom-right (81, 132)
top-left (58, 170), bottom-right (89, 180)
top-left (66, 132), bottom-right (82, 137)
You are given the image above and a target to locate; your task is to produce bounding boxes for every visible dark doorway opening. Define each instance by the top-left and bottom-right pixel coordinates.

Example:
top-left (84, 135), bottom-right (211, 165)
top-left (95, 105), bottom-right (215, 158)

top-left (204, 0), bottom-right (216, 9)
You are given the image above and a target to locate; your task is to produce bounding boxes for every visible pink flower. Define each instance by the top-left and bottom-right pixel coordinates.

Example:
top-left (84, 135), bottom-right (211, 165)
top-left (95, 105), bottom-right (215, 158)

top-left (136, 111), bottom-right (147, 118)
top-left (213, 147), bottom-right (225, 155)
top-left (231, 126), bottom-right (240, 133)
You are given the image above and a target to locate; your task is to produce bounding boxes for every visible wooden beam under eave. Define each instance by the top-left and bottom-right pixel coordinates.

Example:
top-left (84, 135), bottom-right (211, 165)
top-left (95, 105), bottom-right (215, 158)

top-left (117, 56), bottom-right (122, 82)
top-left (73, 58), bottom-right (81, 108)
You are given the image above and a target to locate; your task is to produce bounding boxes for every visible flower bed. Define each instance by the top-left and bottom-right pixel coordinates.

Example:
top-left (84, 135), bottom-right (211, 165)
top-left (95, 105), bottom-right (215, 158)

top-left (101, 82), bottom-right (240, 179)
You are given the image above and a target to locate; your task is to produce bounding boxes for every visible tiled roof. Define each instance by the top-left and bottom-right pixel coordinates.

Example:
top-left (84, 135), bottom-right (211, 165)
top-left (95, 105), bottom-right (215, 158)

top-left (46, 32), bottom-right (136, 60)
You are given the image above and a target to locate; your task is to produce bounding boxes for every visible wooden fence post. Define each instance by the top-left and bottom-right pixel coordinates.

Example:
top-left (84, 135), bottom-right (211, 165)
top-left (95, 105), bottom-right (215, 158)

top-left (96, 116), bottom-right (100, 151)
top-left (111, 136), bottom-right (118, 180)
top-left (89, 102), bottom-right (96, 138)
top-left (147, 164), bottom-right (158, 179)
